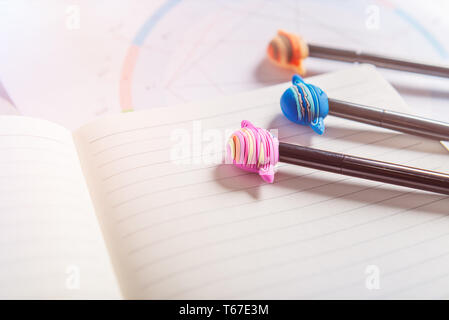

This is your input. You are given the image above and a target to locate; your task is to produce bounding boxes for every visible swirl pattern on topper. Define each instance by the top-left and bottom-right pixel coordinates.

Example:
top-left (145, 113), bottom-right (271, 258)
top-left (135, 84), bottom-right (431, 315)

top-left (267, 30), bottom-right (309, 76)
top-left (226, 120), bottom-right (279, 183)
top-left (280, 74), bottom-right (329, 135)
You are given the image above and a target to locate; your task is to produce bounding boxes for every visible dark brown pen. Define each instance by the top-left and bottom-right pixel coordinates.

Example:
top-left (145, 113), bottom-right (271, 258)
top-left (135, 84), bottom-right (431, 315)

top-left (279, 142), bottom-right (449, 196)
top-left (268, 30), bottom-right (449, 78)
top-left (228, 121), bottom-right (449, 195)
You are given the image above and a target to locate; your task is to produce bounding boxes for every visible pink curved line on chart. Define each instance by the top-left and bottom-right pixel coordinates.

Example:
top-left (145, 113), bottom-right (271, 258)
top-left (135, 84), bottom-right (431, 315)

top-left (119, 45), bottom-right (140, 112)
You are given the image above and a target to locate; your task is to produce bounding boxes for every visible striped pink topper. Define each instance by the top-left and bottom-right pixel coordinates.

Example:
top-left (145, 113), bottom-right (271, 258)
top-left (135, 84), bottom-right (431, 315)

top-left (226, 120), bottom-right (279, 183)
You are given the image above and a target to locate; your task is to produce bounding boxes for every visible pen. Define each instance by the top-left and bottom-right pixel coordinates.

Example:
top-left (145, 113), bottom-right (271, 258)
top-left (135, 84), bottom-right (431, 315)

top-left (227, 121), bottom-right (449, 196)
top-left (280, 74), bottom-right (449, 140)
top-left (268, 30), bottom-right (449, 78)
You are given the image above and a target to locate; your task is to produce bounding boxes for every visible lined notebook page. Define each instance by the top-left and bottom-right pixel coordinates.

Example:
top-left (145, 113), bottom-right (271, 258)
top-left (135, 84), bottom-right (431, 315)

top-left (0, 116), bottom-right (120, 299)
top-left (74, 65), bottom-right (449, 299)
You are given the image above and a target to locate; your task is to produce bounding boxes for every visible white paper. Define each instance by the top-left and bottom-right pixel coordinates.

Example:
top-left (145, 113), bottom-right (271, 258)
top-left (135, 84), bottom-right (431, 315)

top-left (74, 66), bottom-right (449, 299)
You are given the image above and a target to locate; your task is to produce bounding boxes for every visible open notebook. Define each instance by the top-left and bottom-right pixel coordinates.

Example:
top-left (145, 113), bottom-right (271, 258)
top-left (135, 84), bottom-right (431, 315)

top-left (1, 65), bottom-right (448, 299)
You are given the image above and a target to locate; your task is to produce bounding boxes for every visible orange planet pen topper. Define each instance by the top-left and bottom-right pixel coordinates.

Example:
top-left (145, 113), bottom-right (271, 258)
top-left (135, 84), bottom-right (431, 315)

top-left (267, 30), bottom-right (309, 76)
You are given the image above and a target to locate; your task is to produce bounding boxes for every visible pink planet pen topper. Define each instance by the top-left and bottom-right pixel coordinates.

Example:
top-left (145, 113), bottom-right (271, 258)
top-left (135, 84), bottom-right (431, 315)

top-left (226, 120), bottom-right (279, 183)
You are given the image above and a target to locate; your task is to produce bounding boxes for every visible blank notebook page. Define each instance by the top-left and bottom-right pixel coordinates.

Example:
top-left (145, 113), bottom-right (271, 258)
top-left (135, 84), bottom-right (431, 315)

top-left (74, 65), bottom-right (449, 299)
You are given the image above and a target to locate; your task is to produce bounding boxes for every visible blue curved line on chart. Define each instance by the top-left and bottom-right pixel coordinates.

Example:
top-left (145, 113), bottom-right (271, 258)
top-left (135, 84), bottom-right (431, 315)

top-left (132, 0), bottom-right (182, 46)
top-left (393, 7), bottom-right (448, 59)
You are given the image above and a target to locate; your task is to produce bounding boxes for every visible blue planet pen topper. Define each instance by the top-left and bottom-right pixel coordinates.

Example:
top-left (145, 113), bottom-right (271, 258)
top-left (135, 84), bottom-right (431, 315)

top-left (280, 75), bottom-right (329, 135)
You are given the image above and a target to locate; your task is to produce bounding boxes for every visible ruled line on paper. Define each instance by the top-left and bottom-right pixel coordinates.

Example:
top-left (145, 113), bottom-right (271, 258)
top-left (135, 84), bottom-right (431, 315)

top-left (105, 165), bottom-right (219, 195)
top-left (124, 182), bottom-right (389, 244)
top-left (0, 174), bottom-right (80, 183)
top-left (135, 189), bottom-right (447, 275)
top-left (168, 212), bottom-right (449, 299)
top-left (91, 112), bottom-right (291, 157)
top-left (323, 247), bottom-right (449, 299)
top-left (125, 177), bottom-right (441, 268)
top-left (118, 158), bottom-right (415, 239)
top-left (219, 210), bottom-right (449, 300)
top-left (0, 134), bottom-right (70, 146)
top-left (0, 159), bottom-right (77, 167)
top-left (144, 192), bottom-right (448, 296)
top-left (0, 252), bottom-right (111, 270)
top-left (97, 146), bottom-right (174, 169)
top-left (383, 270), bottom-right (449, 299)
top-left (0, 187), bottom-right (85, 198)
top-left (131, 182), bottom-right (446, 275)
top-left (112, 170), bottom-right (259, 208)
top-left (0, 203), bottom-right (88, 211)
top-left (114, 172), bottom-right (309, 223)
top-left (87, 102), bottom-right (277, 144)
top-left (0, 146), bottom-right (72, 155)
top-left (140, 196), bottom-right (449, 293)
top-left (123, 174), bottom-right (354, 241)
top-left (116, 170), bottom-right (331, 229)
top-left (92, 135), bottom-right (168, 156)
top-left (310, 228), bottom-right (449, 299)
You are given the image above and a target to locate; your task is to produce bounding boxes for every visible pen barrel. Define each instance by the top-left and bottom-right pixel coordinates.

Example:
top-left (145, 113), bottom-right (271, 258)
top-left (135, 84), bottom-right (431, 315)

top-left (308, 44), bottom-right (449, 78)
top-left (328, 99), bottom-right (449, 141)
top-left (278, 142), bottom-right (449, 195)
